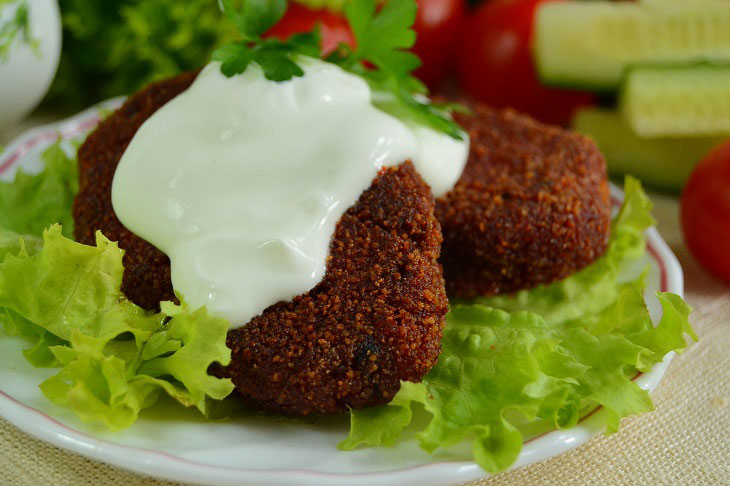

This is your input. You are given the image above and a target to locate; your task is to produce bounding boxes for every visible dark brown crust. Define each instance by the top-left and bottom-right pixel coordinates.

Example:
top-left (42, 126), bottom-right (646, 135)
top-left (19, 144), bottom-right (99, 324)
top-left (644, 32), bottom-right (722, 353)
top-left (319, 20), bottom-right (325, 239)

top-left (73, 74), bottom-right (448, 415)
top-left (436, 105), bottom-right (612, 297)
top-left (215, 162), bottom-right (447, 415)
top-left (74, 72), bottom-right (198, 310)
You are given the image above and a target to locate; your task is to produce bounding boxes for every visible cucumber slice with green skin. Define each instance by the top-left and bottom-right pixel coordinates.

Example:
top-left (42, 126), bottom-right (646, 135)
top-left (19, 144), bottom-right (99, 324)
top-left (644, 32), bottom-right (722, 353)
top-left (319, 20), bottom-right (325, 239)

top-left (534, 1), bottom-right (730, 91)
top-left (622, 65), bottom-right (730, 138)
top-left (572, 108), bottom-right (727, 192)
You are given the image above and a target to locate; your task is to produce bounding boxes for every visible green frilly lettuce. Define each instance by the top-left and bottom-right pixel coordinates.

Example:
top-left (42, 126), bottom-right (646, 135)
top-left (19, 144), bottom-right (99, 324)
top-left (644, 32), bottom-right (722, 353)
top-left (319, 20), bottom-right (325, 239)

top-left (0, 143), bottom-right (234, 429)
top-left (0, 141), bottom-right (696, 468)
top-left (0, 225), bottom-right (235, 429)
top-left (340, 178), bottom-right (697, 473)
top-left (0, 142), bottom-right (77, 240)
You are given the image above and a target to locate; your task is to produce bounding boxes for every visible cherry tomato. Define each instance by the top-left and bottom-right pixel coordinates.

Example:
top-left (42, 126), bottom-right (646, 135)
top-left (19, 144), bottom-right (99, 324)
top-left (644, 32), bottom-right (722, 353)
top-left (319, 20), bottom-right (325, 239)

top-left (265, 1), bottom-right (466, 87)
top-left (264, 3), bottom-right (354, 55)
top-left (681, 140), bottom-right (730, 284)
top-left (411, 0), bottom-right (467, 88)
top-left (456, 0), bottom-right (594, 125)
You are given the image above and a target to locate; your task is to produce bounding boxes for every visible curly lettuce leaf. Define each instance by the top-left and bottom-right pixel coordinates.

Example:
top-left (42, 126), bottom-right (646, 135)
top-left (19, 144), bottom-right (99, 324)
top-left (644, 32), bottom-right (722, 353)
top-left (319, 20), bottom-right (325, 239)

top-left (0, 226), bottom-right (42, 257)
top-left (0, 225), bottom-right (234, 429)
top-left (0, 141), bottom-right (88, 366)
top-left (1, 307), bottom-right (65, 367)
top-left (0, 142), bottom-right (78, 239)
top-left (341, 178), bottom-right (696, 473)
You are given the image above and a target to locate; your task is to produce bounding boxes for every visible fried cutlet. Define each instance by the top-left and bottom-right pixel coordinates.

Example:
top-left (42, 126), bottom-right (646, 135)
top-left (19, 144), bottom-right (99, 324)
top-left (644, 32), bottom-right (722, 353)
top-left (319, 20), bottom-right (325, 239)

top-left (73, 74), bottom-right (448, 415)
top-left (215, 162), bottom-right (447, 415)
top-left (74, 73), bottom-right (197, 310)
top-left (437, 105), bottom-right (612, 297)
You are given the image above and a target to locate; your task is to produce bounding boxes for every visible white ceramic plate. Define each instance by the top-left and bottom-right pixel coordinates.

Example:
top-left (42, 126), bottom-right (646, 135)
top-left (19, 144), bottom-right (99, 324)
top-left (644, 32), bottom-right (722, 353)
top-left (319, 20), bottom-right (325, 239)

top-left (0, 102), bottom-right (683, 486)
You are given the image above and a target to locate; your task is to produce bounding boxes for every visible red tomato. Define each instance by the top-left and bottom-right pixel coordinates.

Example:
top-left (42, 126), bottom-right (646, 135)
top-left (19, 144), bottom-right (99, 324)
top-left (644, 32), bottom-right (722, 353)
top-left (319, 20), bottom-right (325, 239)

top-left (264, 3), bottom-right (354, 55)
top-left (456, 0), bottom-right (594, 125)
top-left (412, 0), bottom-right (467, 88)
top-left (265, 1), bottom-right (466, 87)
top-left (681, 140), bottom-right (730, 284)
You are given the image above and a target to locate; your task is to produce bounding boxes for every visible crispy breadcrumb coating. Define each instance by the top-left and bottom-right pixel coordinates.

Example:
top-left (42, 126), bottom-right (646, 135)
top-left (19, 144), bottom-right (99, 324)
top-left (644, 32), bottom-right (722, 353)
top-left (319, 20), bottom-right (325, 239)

top-left (214, 162), bottom-right (447, 414)
top-left (73, 74), bottom-right (448, 415)
top-left (74, 73), bottom-right (197, 310)
top-left (436, 105), bottom-right (612, 297)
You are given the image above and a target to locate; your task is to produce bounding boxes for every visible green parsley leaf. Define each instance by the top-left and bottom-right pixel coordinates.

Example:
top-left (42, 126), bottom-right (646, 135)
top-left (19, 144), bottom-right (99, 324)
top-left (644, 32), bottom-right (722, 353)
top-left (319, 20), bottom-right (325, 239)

top-left (255, 46), bottom-right (305, 81)
top-left (212, 1), bottom-right (320, 82)
top-left (344, 0), bottom-right (419, 73)
top-left (212, 43), bottom-right (253, 77)
top-left (362, 68), bottom-right (466, 140)
top-left (214, 0), bottom-right (465, 140)
top-left (331, 0), bottom-right (465, 139)
top-left (220, 0), bottom-right (286, 40)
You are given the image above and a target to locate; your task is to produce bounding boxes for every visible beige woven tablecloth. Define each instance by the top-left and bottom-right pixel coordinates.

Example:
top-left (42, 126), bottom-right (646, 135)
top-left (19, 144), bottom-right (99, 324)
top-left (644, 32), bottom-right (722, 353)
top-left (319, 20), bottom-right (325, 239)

top-left (1, 122), bottom-right (728, 486)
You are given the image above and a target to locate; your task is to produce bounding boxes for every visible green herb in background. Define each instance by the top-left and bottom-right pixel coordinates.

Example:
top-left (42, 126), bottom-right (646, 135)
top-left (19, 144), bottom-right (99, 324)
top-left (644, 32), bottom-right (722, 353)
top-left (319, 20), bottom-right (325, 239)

top-left (43, 0), bottom-right (492, 111)
top-left (45, 0), bottom-right (238, 109)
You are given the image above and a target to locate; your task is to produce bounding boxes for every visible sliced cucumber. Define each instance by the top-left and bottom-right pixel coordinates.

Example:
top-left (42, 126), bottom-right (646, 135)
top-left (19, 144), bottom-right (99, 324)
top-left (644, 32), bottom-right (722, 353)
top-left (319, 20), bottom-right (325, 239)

top-left (534, 1), bottom-right (730, 90)
top-left (621, 65), bottom-right (730, 138)
top-left (572, 108), bottom-right (727, 192)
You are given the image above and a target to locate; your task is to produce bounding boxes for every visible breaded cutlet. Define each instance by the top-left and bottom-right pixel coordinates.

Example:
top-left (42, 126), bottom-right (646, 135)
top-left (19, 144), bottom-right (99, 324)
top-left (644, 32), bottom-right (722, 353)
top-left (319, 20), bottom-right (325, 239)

top-left (437, 105), bottom-right (612, 297)
top-left (73, 74), bottom-right (448, 415)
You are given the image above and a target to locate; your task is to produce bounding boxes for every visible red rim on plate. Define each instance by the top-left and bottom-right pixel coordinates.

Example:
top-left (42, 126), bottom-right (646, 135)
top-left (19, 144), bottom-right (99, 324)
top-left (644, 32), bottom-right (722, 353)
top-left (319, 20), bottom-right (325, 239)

top-left (0, 103), bottom-right (683, 486)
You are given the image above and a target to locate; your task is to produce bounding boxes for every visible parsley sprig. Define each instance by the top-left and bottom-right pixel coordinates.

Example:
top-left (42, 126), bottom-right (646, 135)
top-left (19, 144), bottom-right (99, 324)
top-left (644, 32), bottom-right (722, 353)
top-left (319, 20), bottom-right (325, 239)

top-left (213, 0), bottom-right (465, 140)
top-left (212, 0), bottom-right (320, 81)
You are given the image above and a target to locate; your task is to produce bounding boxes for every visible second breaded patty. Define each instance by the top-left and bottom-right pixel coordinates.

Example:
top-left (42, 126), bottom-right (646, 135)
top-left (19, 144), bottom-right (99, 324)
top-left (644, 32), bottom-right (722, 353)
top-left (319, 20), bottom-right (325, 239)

top-left (436, 105), bottom-right (611, 297)
top-left (73, 74), bottom-right (448, 415)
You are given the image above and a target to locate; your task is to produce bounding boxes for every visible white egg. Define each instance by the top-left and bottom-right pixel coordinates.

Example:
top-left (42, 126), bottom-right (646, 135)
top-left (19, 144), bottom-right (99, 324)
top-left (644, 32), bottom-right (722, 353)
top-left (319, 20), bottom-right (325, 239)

top-left (0, 0), bottom-right (61, 129)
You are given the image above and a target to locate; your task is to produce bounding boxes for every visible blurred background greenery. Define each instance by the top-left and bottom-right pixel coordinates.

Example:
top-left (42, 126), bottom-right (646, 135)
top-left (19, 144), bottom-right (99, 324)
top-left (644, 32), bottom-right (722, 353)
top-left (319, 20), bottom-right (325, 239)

top-left (2, 0), bottom-right (730, 199)
top-left (46, 0), bottom-right (238, 109)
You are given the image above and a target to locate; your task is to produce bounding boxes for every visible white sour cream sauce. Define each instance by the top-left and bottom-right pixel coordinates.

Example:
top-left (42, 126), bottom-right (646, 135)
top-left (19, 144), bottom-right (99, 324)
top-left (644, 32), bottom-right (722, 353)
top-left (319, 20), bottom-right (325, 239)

top-left (112, 59), bottom-right (468, 327)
